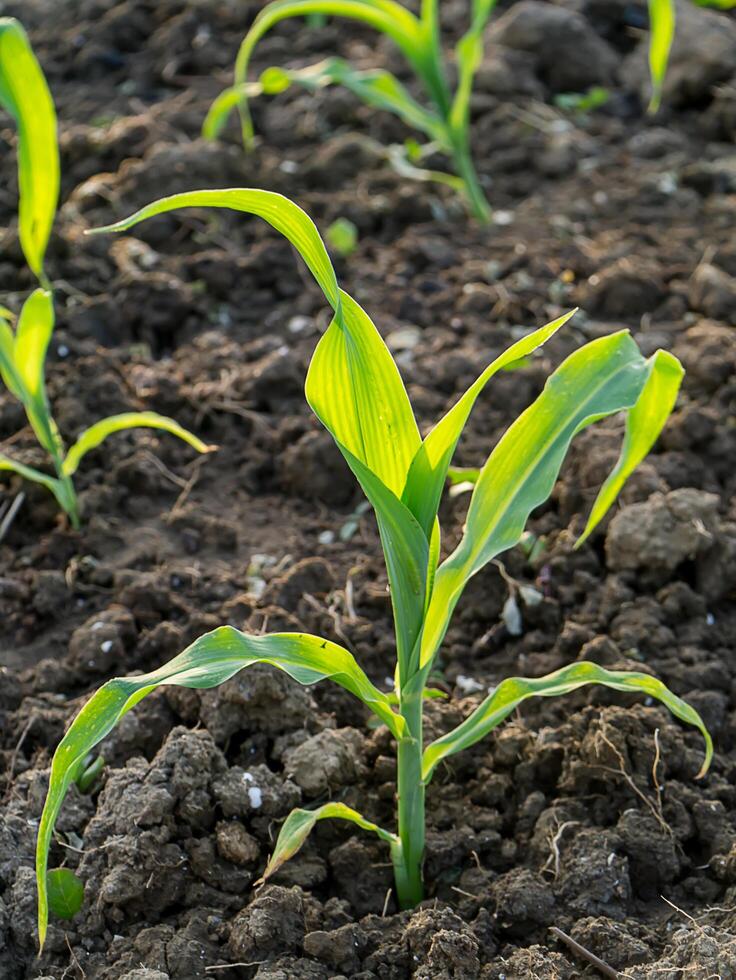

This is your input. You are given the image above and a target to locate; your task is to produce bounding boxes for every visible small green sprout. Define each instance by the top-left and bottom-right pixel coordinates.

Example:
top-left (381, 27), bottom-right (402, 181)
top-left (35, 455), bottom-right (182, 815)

top-left (46, 868), bottom-right (84, 922)
top-left (35, 189), bottom-right (712, 948)
top-left (203, 1), bottom-right (497, 222)
top-left (326, 217), bottom-right (359, 258)
top-left (0, 20), bottom-right (214, 526)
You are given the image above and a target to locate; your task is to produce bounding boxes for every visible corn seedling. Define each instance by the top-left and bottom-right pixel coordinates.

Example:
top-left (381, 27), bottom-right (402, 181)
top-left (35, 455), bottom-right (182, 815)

top-left (203, 1), bottom-right (496, 221)
top-left (0, 20), bottom-right (213, 525)
top-left (36, 189), bottom-right (712, 946)
top-left (0, 291), bottom-right (213, 527)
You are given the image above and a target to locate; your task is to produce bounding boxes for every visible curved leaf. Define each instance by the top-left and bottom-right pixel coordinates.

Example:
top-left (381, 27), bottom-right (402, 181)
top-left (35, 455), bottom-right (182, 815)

top-left (257, 801), bottom-right (399, 884)
top-left (91, 188), bottom-right (341, 315)
top-left (423, 660), bottom-right (713, 781)
top-left (257, 58), bottom-right (446, 144)
top-left (402, 310), bottom-right (575, 538)
top-left (204, 0), bottom-right (424, 142)
top-left (0, 18), bottom-right (59, 278)
top-left (62, 411), bottom-right (215, 477)
top-left (0, 453), bottom-right (60, 497)
top-left (36, 625), bottom-right (403, 947)
top-left (576, 349), bottom-right (683, 546)
top-left (647, 0), bottom-right (675, 112)
top-left (419, 331), bottom-right (674, 666)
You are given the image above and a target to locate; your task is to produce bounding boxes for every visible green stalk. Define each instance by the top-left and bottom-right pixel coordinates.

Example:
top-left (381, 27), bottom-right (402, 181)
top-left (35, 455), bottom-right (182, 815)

top-left (394, 687), bottom-right (425, 908)
top-left (450, 129), bottom-right (491, 223)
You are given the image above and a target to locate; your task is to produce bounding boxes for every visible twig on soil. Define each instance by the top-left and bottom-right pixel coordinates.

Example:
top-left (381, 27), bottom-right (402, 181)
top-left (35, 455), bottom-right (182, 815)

top-left (544, 819), bottom-right (579, 879)
top-left (549, 925), bottom-right (620, 979)
top-left (381, 887), bottom-right (392, 917)
top-left (141, 449), bottom-right (189, 489)
top-left (64, 934), bottom-right (86, 978)
top-left (205, 962), bottom-right (267, 971)
top-left (0, 491), bottom-right (24, 543)
top-left (166, 455), bottom-right (206, 523)
top-left (596, 730), bottom-right (672, 838)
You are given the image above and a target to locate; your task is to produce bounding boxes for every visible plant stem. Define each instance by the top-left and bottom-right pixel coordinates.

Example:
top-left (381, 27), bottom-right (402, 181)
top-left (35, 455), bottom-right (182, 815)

top-left (452, 135), bottom-right (491, 223)
top-left (394, 688), bottom-right (425, 908)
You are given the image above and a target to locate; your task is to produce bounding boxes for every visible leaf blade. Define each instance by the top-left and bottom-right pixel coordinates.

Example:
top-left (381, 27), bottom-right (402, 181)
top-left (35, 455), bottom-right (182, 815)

top-left (423, 660), bottom-right (713, 780)
top-left (419, 331), bottom-right (663, 666)
top-left (62, 411), bottom-right (215, 477)
top-left (576, 348), bottom-right (684, 546)
top-left (647, 0), bottom-right (675, 112)
top-left (257, 801), bottom-right (399, 884)
top-left (402, 310), bottom-right (575, 537)
top-left (0, 18), bottom-right (59, 278)
top-left (91, 189), bottom-right (341, 315)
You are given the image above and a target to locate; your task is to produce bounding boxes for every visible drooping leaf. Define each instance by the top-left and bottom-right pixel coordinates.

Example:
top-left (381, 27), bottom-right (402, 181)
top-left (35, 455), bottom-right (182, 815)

top-left (419, 332), bottom-right (676, 666)
top-left (0, 453), bottom-right (61, 499)
top-left (257, 58), bottom-right (446, 144)
top-left (62, 411), bottom-right (215, 477)
top-left (36, 626), bottom-right (402, 947)
top-left (203, 0), bottom-right (424, 141)
top-left (46, 868), bottom-right (84, 921)
top-left (0, 18), bottom-right (59, 278)
top-left (402, 310), bottom-right (574, 538)
top-left (647, 0), bottom-right (675, 112)
top-left (423, 660), bottom-right (713, 780)
top-left (91, 189), bottom-right (341, 314)
top-left (577, 349), bottom-right (683, 546)
top-left (258, 801), bottom-right (399, 884)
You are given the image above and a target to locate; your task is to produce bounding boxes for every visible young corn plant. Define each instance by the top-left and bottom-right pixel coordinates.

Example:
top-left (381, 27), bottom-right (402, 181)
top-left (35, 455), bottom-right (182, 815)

top-left (0, 19), bottom-right (213, 525)
top-left (35, 189), bottom-right (712, 947)
top-left (203, 1), bottom-right (496, 222)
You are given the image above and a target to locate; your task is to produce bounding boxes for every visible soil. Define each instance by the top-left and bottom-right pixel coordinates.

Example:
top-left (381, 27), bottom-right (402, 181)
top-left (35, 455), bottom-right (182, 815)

top-left (2, 1), bottom-right (736, 977)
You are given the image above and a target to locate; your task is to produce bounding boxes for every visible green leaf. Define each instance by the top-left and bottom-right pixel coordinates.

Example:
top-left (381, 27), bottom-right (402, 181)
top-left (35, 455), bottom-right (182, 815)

top-left (306, 291), bottom-right (420, 497)
top-left (13, 287), bottom-right (53, 401)
top-left (576, 349), bottom-right (683, 546)
top-left (258, 801), bottom-right (399, 884)
top-left (46, 868), bottom-right (84, 921)
top-left (306, 291), bottom-right (426, 670)
top-left (91, 188), bottom-right (341, 315)
top-left (208, 0), bottom-right (424, 142)
top-left (10, 289), bottom-right (63, 460)
top-left (402, 310), bottom-right (575, 539)
top-left (423, 660), bottom-right (713, 781)
top-left (647, 0), bottom-right (675, 112)
top-left (256, 57), bottom-right (447, 144)
top-left (36, 625), bottom-right (402, 948)
top-left (0, 453), bottom-right (61, 499)
top-left (449, 0), bottom-right (497, 135)
top-left (326, 215), bottom-right (359, 258)
top-left (0, 18), bottom-right (59, 278)
top-left (62, 411), bottom-right (215, 477)
top-left (419, 331), bottom-right (671, 666)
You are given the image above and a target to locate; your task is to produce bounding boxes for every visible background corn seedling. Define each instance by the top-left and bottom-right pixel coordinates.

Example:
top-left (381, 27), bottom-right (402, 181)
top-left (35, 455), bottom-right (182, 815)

top-left (35, 189), bottom-right (712, 946)
top-left (204, 0), bottom-right (497, 222)
top-left (0, 18), bottom-right (213, 524)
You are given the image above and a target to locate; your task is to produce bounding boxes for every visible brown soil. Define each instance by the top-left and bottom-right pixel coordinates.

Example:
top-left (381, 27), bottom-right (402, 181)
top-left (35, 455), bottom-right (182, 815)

top-left (2, 1), bottom-right (736, 978)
